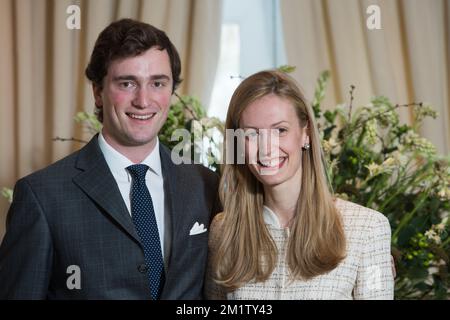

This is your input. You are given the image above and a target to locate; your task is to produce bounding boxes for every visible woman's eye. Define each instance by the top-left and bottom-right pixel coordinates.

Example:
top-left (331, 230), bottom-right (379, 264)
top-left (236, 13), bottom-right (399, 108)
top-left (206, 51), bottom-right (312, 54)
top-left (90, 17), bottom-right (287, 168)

top-left (245, 130), bottom-right (259, 138)
top-left (275, 128), bottom-right (287, 135)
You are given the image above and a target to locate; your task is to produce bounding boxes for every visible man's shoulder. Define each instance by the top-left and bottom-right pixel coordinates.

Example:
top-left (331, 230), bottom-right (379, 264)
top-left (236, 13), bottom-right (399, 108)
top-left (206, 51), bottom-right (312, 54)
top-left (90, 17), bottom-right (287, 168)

top-left (22, 135), bottom-right (103, 182)
top-left (20, 140), bottom-right (95, 186)
top-left (22, 151), bottom-right (79, 182)
top-left (10, 148), bottom-right (86, 205)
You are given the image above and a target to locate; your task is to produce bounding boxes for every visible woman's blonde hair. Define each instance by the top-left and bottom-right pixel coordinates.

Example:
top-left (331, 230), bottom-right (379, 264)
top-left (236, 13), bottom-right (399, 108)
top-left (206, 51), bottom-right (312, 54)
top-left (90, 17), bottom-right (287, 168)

top-left (214, 70), bottom-right (346, 290)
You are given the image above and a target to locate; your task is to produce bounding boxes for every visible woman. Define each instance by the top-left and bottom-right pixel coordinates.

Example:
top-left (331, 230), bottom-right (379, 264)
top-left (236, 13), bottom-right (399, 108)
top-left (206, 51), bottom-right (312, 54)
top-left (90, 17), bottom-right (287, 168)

top-left (205, 70), bottom-right (394, 299)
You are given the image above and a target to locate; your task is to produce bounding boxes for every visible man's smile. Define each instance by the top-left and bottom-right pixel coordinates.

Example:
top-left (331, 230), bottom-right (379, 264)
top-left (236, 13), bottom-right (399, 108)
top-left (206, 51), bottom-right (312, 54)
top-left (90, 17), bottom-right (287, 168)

top-left (125, 112), bottom-right (158, 121)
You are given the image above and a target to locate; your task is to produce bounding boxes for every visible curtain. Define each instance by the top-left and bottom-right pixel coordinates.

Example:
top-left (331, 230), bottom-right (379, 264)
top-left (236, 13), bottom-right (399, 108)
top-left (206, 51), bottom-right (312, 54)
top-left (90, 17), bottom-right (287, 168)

top-left (0, 0), bottom-right (223, 239)
top-left (280, 0), bottom-right (450, 155)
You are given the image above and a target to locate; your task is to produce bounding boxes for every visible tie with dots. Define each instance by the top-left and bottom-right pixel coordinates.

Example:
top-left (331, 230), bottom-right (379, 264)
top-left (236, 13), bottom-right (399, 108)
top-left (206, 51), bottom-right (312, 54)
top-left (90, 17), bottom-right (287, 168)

top-left (127, 164), bottom-right (165, 300)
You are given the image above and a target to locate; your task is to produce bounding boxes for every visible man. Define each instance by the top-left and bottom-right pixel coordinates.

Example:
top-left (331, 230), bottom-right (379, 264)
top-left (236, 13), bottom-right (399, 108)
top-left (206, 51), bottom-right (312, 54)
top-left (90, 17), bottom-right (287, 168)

top-left (0, 19), bottom-right (221, 299)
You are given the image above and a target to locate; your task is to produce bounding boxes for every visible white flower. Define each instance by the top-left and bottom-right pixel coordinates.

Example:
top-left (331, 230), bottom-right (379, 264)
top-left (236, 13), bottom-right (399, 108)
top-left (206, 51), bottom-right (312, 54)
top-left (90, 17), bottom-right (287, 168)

top-left (427, 267), bottom-right (439, 275)
top-left (437, 187), bottom-right (450, 200)
top-left (432, 235), bottom-right (442, 244)
top-left (424, 229), bottom-right (437, 240)
top-left (403, 130), bottom-right (436, 155)
top-left (392, 151), bottom-right (408, 166)
top-left (380, 157), bottom-right (396, 174)
top-left (322, 138), bottom-right (339, 154)
top-left (366, 163), bottom-right (383, 177)
top-left (365, 119), bottom-right (378, 145)
top-left (425, 229), bottom-right (441, 244)
top-left (382, 157), bottom-right (396, 167)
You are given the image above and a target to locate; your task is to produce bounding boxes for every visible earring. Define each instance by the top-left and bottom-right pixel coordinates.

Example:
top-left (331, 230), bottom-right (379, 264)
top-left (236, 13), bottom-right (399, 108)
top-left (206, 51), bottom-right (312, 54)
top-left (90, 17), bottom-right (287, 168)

top-left (302, 143), bottom-right (310, 151)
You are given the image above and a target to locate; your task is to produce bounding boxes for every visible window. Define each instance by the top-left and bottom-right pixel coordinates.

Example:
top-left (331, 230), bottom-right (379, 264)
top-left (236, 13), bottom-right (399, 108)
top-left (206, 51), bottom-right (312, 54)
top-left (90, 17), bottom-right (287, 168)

top-left (208, 0), bottom-right (287, 121)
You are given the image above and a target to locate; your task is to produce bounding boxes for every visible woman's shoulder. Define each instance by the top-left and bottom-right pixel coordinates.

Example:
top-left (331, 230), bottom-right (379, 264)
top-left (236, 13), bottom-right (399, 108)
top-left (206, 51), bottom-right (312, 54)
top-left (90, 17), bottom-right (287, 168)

top-left (334, 197), bottom-right (390, 231)
top-left (210, 212), bottom-right (224, 229)
top-left (208, 212), bottom-right (225, 246)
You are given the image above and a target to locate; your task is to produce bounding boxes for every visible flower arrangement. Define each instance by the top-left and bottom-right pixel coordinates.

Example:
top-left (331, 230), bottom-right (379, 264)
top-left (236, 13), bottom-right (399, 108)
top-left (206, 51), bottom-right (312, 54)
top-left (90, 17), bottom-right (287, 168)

top-left (313, 71), bottom-right (449, 299)
top-left (2, 69), bottom-right (449, 299)
top-left (158, 93), bottom-right (224, 172)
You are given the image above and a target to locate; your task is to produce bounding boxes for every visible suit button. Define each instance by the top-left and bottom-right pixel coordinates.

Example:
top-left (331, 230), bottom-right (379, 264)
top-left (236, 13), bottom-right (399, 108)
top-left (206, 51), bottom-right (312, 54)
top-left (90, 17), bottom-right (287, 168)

top-left (137, 264), bottom-right (148, 273)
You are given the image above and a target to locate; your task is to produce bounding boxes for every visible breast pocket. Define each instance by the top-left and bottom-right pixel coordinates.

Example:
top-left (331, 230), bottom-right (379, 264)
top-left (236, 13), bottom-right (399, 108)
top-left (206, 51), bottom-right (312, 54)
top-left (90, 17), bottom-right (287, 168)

top-left (188, 230), bottom-right (209, 249)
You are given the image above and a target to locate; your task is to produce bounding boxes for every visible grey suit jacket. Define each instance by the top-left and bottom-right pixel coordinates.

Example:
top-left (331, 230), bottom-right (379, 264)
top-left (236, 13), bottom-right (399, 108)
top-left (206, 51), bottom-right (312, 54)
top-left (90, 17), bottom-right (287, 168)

top-left (0, 135), bottom-right (221, 299)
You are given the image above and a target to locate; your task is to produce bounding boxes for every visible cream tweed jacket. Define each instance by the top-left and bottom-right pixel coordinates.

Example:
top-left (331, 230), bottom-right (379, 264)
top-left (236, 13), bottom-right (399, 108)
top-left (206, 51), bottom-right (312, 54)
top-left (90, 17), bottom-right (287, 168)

top-left (205, 199), bottom-right (394, 300)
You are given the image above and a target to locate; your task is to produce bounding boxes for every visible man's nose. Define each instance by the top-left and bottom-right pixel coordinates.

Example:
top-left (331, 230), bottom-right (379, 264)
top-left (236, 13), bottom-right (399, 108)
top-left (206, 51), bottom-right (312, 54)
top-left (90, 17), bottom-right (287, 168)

top-left (132, 87), bottom-right (152, 108)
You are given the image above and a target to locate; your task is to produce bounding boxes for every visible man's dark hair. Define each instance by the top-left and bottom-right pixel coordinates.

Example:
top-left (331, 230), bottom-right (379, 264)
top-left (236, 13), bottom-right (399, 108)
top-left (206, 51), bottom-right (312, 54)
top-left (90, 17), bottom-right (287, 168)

top-left (85, 19), bottom-right (182, 121)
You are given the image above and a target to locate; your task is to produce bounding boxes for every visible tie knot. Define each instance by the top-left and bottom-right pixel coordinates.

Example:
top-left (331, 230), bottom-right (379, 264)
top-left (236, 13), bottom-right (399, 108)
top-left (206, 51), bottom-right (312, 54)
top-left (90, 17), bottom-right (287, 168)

top-left (127, 164), bottom-right (149, 180)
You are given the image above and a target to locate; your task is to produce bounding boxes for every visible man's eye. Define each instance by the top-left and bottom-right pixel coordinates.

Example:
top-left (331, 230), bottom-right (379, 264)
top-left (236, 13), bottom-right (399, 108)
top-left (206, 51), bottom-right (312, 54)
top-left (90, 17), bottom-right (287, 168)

top-left (153, 81), bottom-right (166, 88)
top-left (119, 81), bottom-right (135, 89)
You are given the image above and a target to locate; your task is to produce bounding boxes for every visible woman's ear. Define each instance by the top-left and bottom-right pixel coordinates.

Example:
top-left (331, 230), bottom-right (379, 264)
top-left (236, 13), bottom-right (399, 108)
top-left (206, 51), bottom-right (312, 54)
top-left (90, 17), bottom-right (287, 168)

top-left (302, 135), bottom-right (310, 149)
top-left (303, 120), bottom-right (310, 131)
top-left (303, 121), bottom-right (310, 143)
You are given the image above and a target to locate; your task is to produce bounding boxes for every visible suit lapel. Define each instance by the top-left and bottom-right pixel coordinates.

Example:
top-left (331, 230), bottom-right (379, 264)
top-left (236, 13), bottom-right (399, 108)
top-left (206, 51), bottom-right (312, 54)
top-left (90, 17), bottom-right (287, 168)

top-left (159, 144), bottom-right (188, 298)
top-left (159, 144), bottom-right (186, 248)
top-left (72, 135), bottom-right (140, 244)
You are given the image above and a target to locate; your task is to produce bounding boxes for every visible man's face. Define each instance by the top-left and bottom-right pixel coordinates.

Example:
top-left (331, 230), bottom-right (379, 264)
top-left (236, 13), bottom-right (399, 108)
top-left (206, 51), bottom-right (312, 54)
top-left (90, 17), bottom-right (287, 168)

top-left (93, 47), bottom-right (173, 152)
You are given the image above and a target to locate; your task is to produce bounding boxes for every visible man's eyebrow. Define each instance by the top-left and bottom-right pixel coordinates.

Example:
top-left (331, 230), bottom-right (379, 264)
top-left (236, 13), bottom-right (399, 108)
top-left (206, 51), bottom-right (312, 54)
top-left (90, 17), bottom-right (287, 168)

top-left (112, 75), bottom-right (138, 81)
top-left (112, 74), bottom-right (171, 81)
top-left (150, 74), bottom-right (171, 81)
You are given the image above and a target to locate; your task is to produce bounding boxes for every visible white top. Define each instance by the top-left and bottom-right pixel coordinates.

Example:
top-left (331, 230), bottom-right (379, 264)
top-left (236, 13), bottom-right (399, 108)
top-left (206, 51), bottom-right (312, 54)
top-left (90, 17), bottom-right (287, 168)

top-left (98, 132), bottom-right (170, 264)
top-left (205, 199), bottom-right (394, 300)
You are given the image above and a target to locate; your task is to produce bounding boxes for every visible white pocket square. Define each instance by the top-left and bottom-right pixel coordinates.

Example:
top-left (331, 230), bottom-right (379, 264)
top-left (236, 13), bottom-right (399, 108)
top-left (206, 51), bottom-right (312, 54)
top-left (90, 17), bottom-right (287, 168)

top-left (189, 222), bottom-right (207, 235)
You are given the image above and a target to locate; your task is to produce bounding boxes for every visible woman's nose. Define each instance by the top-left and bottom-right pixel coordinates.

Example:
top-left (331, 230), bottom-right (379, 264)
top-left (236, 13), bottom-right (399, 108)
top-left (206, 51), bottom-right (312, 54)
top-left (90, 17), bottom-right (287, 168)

top-left (258, 129), bottom-right (279, 158)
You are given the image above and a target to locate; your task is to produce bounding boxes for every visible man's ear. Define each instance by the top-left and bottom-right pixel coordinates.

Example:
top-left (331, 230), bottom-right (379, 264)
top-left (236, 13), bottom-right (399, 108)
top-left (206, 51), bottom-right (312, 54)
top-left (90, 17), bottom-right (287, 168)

top-left (92, 84), bottom-right (103, 108)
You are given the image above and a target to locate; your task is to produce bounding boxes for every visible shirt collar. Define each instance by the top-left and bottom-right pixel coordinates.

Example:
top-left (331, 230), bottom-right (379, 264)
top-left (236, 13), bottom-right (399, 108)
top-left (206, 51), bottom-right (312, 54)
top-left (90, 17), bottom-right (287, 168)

top-left (263, 205), bottom-right (283, 229)
top-left (98, 131), bottom-right (162, 178)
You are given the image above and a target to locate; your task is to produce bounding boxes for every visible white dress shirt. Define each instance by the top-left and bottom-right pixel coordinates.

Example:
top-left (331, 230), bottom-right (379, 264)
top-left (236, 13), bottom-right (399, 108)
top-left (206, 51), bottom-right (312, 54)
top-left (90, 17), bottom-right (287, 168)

top-left (98, 132), bottom-right (170, 264)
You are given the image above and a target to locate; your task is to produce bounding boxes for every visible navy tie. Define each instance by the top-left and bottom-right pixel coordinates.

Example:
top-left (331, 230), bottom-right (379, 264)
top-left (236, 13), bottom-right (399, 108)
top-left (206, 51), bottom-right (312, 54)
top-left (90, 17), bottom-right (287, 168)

top-left (127, 164), bottom-right (165, 300)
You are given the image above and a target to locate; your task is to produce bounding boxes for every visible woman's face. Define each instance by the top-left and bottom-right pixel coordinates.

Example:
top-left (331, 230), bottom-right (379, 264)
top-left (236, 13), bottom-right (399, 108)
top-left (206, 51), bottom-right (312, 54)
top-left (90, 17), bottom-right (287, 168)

top-left (239, 94), bottom-right (309, 187)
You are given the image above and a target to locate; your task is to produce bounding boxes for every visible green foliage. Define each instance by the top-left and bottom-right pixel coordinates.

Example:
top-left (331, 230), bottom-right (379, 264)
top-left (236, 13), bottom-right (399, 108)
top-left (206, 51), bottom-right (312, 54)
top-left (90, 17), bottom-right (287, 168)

top-left (277, 65), bottom-right (296, 74)
top-left (74, 111), bottom-right (102, 135)
top-left (1, 188), bottom-right (13, 203)
top-left (314, 71), bottom-right (449, 299)
top-left (159, 94), bottom-right (208, 148)
top-left (159, 94), bottom-right (224, 172)
top-left (312, 70), bottom-right (330, 119)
